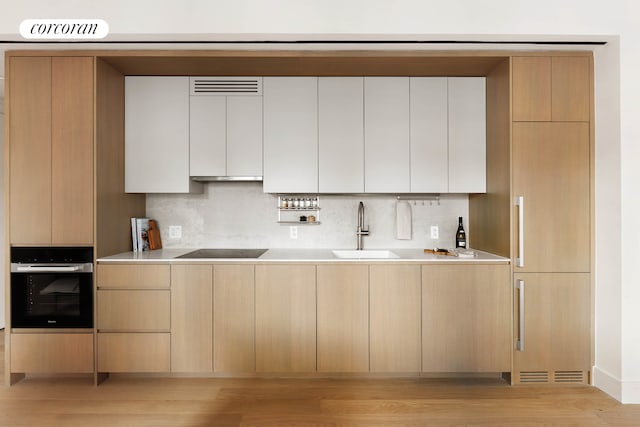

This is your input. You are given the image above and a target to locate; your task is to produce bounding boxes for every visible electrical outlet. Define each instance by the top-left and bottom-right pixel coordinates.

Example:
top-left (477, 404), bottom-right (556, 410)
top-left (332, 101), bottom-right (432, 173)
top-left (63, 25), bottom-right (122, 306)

top-left (289, 226), bottom-right (298, 239)
top-left (169, 225), bottom-right (182, 239)
top-left (430, 225), bottom-right (439, 240)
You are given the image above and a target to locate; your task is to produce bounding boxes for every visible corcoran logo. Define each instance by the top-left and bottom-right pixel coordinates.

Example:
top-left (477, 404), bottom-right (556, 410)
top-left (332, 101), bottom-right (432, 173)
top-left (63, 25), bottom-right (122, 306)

top-left (19, 19), bottom-right (109, 39)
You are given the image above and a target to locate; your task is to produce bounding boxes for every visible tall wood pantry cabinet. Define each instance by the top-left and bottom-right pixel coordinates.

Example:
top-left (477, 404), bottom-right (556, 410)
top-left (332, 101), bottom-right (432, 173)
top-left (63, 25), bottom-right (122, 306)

top-left (510, 55), bottom-right (592, 384)
top-left (9, 56), bottom-right (94, 245)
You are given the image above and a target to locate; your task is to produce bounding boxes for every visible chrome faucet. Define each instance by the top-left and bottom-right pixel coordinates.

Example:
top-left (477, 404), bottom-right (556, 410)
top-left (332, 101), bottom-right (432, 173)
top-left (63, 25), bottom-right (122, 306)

top-left (356, 201), bottom-right (369, 250)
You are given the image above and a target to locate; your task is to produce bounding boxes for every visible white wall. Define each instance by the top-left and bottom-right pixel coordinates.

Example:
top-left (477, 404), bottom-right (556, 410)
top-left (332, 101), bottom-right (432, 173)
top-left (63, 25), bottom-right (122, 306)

top-left (1, 0), bottom-right (638, 402)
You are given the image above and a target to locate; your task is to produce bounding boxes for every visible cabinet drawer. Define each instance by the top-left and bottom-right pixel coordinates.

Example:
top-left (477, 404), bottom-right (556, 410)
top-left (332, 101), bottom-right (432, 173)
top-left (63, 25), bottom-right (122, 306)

top-left (97, 290), bottom-right (170, 331)
top-left (97, 332), bottom-right (170, 372)
top-left (11, 333), bottom-right (94, 373)
top-left (97, 264), bottom-right (170, 289)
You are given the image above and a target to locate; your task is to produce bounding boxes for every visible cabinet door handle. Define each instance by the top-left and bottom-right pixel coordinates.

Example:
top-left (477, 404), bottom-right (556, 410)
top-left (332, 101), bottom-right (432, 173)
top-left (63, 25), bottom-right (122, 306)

top-left (515, 196), bottom-right (525, 268)
top-left (516, 279), bottom-right (525, 352)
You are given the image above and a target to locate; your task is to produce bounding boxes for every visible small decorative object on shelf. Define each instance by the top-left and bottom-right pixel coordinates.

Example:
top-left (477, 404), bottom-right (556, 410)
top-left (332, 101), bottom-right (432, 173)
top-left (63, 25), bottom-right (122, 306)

top-left (277, 195), bottom-right (321, 224)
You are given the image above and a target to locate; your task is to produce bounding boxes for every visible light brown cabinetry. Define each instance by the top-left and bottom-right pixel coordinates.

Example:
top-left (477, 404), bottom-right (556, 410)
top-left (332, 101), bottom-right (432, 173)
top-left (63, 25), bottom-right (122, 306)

top-left (317, 264), bottom-right (369, 372)
top-left (171, 265), bottom-right (213, 373)
top-left (9, 56), bottom-right (94, 245)
top-left (255, 264), bottom-right (317, 373)
top-left (11, 333), bottom-right (94, 374)
top-left (514, 273), bottom-right (591, 383)
top-left (96, 264), bottom-right (171, 373)
top-left (369, 265), bottom-right (421, 373)
top-left (510, 55), bottom-right (592, 384)
top-left (512, 56), bottom-right (590, 122)
top-left (214, 265), bottom-right (255, 373)
top-left (512, 122), bottom-right (590, 273)
top-left (422, 264), bottom-right (511, 372)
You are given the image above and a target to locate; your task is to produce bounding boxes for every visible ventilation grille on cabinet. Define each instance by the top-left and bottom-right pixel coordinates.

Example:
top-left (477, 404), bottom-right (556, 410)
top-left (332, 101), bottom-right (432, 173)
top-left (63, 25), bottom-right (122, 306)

top-left (517, 371), bottom-right (588, 384)
top-left (190, 77), bottom-right (262, 95)
top-left (554, 371), bottom-right (586, 383)
top-left (518, 371), bottom-right (549, 383)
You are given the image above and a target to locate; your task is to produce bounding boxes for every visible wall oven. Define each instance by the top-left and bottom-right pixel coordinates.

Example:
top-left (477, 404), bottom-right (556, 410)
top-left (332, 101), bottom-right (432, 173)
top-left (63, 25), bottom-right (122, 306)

top-left (10, 247), bottom-right (93, 329)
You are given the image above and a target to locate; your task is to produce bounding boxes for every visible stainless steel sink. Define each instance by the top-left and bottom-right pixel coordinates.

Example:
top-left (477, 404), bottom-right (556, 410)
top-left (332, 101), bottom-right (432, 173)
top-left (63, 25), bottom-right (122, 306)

top-left (332, 250), bottom-right (399, 259)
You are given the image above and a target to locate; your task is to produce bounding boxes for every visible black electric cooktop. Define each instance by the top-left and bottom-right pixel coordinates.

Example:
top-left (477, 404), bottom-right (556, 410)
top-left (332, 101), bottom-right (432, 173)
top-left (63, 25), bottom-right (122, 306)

top-left (176, 248), bottom-right (268, 259)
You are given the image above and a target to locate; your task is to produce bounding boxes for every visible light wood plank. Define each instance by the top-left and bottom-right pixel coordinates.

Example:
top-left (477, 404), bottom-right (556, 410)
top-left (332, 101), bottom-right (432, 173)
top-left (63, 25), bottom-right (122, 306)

top-left (9, 56), bottom-right (52, 244)
top-left (97, 290), bottom-right (170, 331)
top-left (213, 265), bottom-right (255, 373)
top-left (469, 59), bottom-right (511, 257)
top-left (317, 264), bottom-right (369, 373)
top-left (551, 56), bottom-right (590, 122)
top-left (97, 264), bottom-right (170, 289)
top-left (512, 56), bottom-right (551, 121)
top-left (51, 57), bottom-right (94, 245)
top-left (369, 265), bottom-right (421, 373)
top-left (95, 59), bottom-right (146, 257)
top-left (255, 264), bottom-right (316, 373)
top-left (512, 122), bottom-right (590, 272)
top-left (171, 265), bottom-right (213, 373)
top-left (514, 273), bottom-right (591, 374)
top-left (1, 330), bottom-right (634, 426)
top-left (422, 264), bottom-right (511, 372)
top-left (10, 333), bottom-right (93, 374)
top-left (97, 333), bottom-right (170, 373)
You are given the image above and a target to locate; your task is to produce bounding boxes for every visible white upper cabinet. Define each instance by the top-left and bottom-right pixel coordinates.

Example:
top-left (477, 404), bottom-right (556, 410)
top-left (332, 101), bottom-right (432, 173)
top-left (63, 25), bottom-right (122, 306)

top-left (364, 77), bottom-right (411, 193)
top-left (318, 77), bottom-right (365, 193)
top-left (410, 77), bottom-right (449, 193)
top-left (263, 77), bottom-right (318, 193)
top-left (125, 76), bottom-right (200, 193)
top-left (190, 95), bottom-right (227, 176)
top-left (189, 77), bottom-right (263, 179)
top-left (448, 77), bottom-right (486, 193)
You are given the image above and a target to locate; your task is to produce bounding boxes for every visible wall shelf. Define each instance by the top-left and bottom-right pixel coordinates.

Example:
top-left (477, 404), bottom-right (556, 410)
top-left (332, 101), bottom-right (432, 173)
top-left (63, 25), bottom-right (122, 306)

top-left (277, 195), bottom-right (320, 225)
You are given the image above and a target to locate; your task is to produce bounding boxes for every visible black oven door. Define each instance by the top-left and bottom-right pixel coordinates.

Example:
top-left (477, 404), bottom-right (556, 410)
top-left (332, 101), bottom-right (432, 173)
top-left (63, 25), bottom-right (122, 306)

top-left (11, 268), bottom-right (93, 328)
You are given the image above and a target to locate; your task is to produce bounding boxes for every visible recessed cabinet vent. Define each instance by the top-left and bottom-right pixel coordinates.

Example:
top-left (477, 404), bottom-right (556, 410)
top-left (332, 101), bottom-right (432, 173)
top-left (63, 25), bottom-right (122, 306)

top-left (518, 371), bottom-right (549, 383)
top-left (190, 77), bottom-right (262, 96)
top-left (516, 370), bottom-right (588, 384)
top-left (554, 371), bottom-right (586, 383)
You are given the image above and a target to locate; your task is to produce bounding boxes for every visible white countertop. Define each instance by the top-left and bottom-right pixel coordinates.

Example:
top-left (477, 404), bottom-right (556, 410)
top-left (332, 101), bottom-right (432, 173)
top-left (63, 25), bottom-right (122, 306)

top-left (97, 248), bottom-right (510, 263)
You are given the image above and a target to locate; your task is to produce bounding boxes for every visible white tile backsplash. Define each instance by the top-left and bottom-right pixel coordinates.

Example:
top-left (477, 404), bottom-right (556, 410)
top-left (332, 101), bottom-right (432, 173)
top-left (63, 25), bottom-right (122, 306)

top-left (146, 182), bottom-right (469, 249)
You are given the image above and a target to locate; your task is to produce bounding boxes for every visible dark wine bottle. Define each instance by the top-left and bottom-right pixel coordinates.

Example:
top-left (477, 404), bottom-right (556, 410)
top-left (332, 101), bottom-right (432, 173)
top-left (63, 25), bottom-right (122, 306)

top-left (455, 216), bottom-right (467, 248)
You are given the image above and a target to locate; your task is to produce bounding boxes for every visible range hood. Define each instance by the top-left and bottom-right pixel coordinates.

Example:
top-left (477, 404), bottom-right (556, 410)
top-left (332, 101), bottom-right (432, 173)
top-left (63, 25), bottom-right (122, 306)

top-left (190, 77), bottom-right (263, 183)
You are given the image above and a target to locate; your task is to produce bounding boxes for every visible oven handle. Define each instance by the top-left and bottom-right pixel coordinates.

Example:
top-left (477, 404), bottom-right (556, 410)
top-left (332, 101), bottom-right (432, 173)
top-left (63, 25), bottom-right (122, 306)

top-left (15, 265), bottom-right (81, 272)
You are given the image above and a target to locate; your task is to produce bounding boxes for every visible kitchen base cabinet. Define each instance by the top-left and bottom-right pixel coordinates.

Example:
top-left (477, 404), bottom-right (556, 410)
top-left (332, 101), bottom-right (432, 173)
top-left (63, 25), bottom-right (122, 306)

top-left (97, 333), bottom-right (170, 373)
top-left (317, 265), bottom-right (369, 372)
top-left (97, 264), bottom-right (171, 289)
top-left (422, 265), bottom-right (511, 373)
top-left (214, 265), bottom-right (255, 373)
top-left (11, 333), bottom-right (94, 374)
top-left (97, 264), bottom-right (171, 374)
top-left (513, 273), bottom-right (591, 384)
top-left (171, 265), bottom-right (213, 373)
top-left (255, 265), bottom-right (316, 373)
top-left (97, 290), bottom-right (171, 331)
top-left (369, 265), bottom-right (421, 373)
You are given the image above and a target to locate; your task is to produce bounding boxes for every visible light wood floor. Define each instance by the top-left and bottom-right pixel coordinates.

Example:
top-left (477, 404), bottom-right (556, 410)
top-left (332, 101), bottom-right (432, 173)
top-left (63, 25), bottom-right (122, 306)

top-left (1, 330), bottom-right (639, 426)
